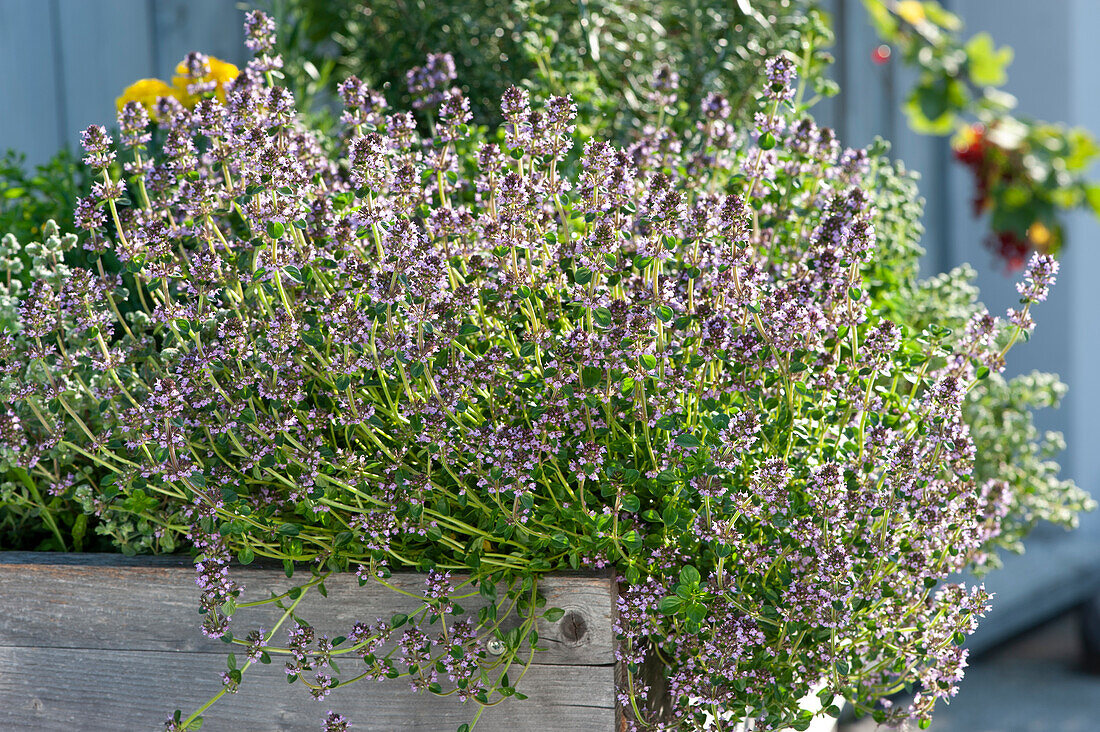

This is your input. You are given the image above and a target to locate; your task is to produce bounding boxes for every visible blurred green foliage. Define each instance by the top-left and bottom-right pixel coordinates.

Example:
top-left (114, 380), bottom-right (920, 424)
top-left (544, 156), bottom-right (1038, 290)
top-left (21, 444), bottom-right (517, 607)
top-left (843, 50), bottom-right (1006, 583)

top-left (263, 0), bottom-right (837, 138)
top-left (865, 0), bottom-right (1100, 267)
top-left (0, 149), bottom-right (86, 247)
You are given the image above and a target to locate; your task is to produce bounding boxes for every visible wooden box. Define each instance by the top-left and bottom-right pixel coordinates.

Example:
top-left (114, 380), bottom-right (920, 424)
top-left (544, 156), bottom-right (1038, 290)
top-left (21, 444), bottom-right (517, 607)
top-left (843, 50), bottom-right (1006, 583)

top-left (0, 553), bottom-right (616, 730)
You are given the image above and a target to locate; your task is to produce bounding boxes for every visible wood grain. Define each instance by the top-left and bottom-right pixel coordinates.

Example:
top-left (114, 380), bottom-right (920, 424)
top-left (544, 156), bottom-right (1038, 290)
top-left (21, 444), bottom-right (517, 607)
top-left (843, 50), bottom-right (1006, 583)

top-left (1, 647), bottom-right (615, 731)
top-left (0, 553), bottom-right (617, 731)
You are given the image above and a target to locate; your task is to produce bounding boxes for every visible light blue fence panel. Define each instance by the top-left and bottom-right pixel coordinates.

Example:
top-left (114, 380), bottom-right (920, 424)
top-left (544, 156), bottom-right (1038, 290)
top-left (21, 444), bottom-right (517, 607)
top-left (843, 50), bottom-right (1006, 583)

top-left (55, 0), bottom-right (155, 149)
top-left (0, 0), bottom-right (244, 162)
top-left (151, 0), bottom-right (246, 83)
top-left (0, 0), bottom-right (65, 163)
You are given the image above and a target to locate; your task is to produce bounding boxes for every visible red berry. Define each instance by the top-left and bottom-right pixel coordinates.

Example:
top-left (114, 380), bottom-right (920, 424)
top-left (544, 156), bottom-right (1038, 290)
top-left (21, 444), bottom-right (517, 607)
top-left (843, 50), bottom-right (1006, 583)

top-left (872, 45), bottom-right (891, 65)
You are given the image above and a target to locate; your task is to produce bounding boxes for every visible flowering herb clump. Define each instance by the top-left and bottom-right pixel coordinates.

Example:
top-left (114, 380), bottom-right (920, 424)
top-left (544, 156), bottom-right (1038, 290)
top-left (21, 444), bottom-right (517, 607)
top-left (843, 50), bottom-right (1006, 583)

top-left (0, 14), bottom-right (1062, 731)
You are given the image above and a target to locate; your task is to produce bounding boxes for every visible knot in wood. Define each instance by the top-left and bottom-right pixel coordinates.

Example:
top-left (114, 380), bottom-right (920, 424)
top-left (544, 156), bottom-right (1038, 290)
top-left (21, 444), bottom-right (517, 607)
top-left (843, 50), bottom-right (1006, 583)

top-left (560, 610), bottom-right (588, 644)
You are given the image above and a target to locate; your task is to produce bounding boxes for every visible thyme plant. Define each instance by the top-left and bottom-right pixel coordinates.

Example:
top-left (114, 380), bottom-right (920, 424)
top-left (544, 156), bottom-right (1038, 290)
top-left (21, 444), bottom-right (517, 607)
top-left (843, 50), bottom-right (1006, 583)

top-left (0, 13), bottom-right (1068, 731)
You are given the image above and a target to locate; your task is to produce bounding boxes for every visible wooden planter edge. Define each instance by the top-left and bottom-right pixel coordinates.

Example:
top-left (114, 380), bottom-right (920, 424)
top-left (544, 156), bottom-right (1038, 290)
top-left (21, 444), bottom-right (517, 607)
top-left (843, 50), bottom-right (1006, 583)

top-left (0, 552), bottom-right (619, 731)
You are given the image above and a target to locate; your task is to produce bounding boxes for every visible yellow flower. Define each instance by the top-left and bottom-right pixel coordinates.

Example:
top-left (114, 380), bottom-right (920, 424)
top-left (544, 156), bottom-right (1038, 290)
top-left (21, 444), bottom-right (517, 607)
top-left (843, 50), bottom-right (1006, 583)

top-left (172, 56), bottom-right (240, 104)
top-left (1028, 221), bottom-right (1053, 248)
top-left (896, 0), bottom-right (926, 25)
top-left (952, 123), bottom-right (983, 153)
top-left (116, 78), bottom-right (184, 115)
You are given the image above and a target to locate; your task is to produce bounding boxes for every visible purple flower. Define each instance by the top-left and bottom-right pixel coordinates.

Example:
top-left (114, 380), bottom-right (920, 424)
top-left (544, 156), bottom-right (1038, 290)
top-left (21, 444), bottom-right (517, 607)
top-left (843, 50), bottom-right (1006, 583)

top-left (1017, 252), bottom-right (1058, 303)
top-left (80, 125), bottom-right (114, 169)
top-left (244, 10), bottom-right (277, 53)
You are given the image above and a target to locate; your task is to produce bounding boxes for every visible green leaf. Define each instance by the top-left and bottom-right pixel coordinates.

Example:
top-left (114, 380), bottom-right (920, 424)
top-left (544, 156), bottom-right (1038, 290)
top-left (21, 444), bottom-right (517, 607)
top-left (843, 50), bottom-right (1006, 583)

top-left (674, 434), bottom-right (701, 449)
top-left (544, 607), bottom-right (565, 622)
top-left (905, 79), bottom-right (963, 135)
top-left (640, 354), bottom-right (657, 370)
top-left (71, 513), bottom-right (87, 550)
top-left (1085, 184), bottom-right (1100, 218)
top-left (924, 2), bottom-right (962, 30)
top-left (679, 565), bottom-right (701, 586)
top-left (284, 265), bottom-right (303, 283)
top-left (620, 493), bottom-right (641, 512)
top-left (965, 32), bottom-right (1013, 87)
top-left (277, 523), bottom-right (300, 536)
top-left (581, 366), bottom-right (603, 389)
top-left (266, 221), bottom-right (285, 239)
top-left (237, 545), bottom-right (255, 564)
top-left (656, 469), bottom-right (678, 485)
top-left (864, 0), bottom-right (897, 36)
top-left (657, 596), bottom-right (682, 614)
top-left (916, 80), bottom-right (950, 124)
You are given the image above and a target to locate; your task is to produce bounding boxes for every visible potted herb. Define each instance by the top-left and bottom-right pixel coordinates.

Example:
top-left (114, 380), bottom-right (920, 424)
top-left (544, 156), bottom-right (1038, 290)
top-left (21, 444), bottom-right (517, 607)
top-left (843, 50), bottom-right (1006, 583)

top-left (0, 12), bottom-right (1067, 731)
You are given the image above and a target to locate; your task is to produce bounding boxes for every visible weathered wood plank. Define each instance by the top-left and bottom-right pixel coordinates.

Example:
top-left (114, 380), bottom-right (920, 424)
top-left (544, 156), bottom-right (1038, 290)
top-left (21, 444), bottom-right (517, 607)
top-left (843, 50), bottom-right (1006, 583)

top-left (0, 647), bottom-right (616, 731)
top-left (0, 553), bottom-right (617, 729)
top-left (0, 0), bottom-right (64, 162)
top-left (0, 553), bottom-right (615, 666)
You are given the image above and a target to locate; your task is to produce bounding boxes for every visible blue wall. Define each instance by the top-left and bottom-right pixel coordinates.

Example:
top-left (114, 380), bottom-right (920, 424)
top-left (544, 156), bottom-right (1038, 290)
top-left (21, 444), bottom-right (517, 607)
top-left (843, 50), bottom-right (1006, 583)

top-left (0, 0), bottom-right (245, 164)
